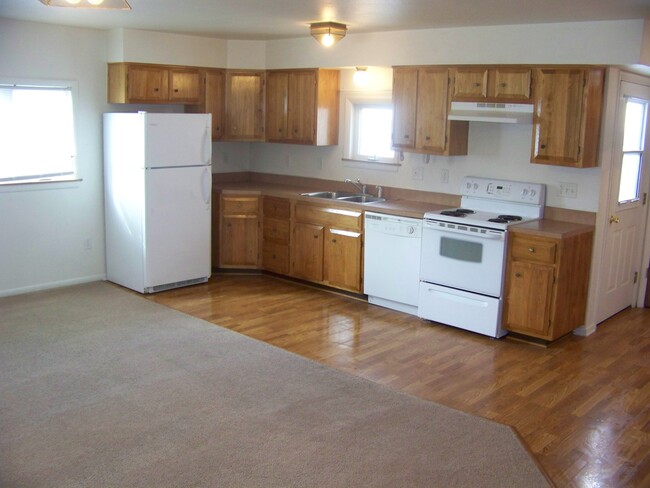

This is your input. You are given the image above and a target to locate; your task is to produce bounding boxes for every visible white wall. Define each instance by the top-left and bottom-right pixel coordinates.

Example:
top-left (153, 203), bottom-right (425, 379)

top-left (0, 17), bottom-right (646, 296)
top-left (0, 19), bottom-right (108, 296)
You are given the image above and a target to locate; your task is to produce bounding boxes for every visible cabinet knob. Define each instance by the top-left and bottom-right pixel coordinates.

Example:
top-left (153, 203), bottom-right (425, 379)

top-left (474, 82), bottom-right (481, 87)
top-left (313, 234), bottom-right (318, 239)
top-left (154, 88), bottom-right (159, 92)
top-left (515, 272), bottom-right (522, 278)
top-left (528, 247), bottom-right (535, 253)
top-left (332, 239), bottom-right (337, 243)
top-left (540, 144), bottom-right (546, 149)
top-left (174, 89), bottom-right (179, 92)
top-left (227, 223), bottom-right (232, 227)
top-left (500, 83), bottom-right (507, 87)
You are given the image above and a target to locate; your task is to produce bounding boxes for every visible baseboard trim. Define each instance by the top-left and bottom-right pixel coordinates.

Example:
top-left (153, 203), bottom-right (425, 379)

top-left (0, 274), bottom-right (107, 298)
top-left (573, 323), bottom-right (598, 336)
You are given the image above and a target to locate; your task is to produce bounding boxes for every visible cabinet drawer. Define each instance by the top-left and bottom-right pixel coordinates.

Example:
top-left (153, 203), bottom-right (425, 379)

top-left (511, 236), bottom-right (557, 264)
top-left (263, 242), bottom-right (289, 274)
top-left (263, 218), bottom-right (290, 244)
top-left (263, 197), bottom-right (290, 219)
top-left (295, 203), bottom-right (362, 230)
top-left (222, 196), bottom-right (259, 215)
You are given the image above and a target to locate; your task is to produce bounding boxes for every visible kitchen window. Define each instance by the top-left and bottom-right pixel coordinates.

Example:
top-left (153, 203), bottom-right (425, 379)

top-left (0, 81), bottom-right (78, 185)
top-left (343, 94), bottom-right (397, 166)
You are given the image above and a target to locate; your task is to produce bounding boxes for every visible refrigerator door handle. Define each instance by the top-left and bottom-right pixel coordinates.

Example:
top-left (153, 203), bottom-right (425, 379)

top-left (201, 168), bottom-right (211, 205)
top-left (202, 127), bottom-right (211, 165)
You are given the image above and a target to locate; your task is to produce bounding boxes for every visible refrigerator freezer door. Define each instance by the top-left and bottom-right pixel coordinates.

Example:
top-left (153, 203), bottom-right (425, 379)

top-left (144, 166), bottom-right (211, 290)
top-left (145, 113), bottom-right (212, 168)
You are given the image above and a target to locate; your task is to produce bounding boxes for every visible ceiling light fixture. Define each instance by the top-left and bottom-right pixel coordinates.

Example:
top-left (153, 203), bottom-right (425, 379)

top-left (310, 21), bottom-right (347, 47)
top-left (38, 0), bottom-right (131, 9)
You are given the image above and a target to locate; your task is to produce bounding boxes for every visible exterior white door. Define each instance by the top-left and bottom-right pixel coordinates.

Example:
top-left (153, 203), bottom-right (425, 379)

top-left (597, 81), bottom-right (650, 323)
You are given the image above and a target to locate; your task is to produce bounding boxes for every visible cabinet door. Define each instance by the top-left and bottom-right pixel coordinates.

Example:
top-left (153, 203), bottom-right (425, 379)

top-left (532, 68), bottom-right (585, 165)
top-left (493, 68), bottom-right (531, 100)
top-left (291, 222), bottom-right (324, 282)
top-left (415, 67), bottom-right (450, 154)
top-left (504, 261), bottom-right (554, 336)
top-left (287, 71), bottom-right (316, 143)
top-left (323, 228), bottom-right (362, 292)
top-left (127, 65), bottom-right (168, 102)
top-left (169, 68), bottom-right (201, 103)
top-left (220, 216), bottom-right (259, 267)
top-left (266, 71), bottom-right (289, 142)
top-left (392, 68), bottom-right (418, 150)
top-left (452, 68), bottom-right (488, 99)
top-left (225, 71), bottom-right (265, 141)
top-left (205, 70), bottom-right (225, 139)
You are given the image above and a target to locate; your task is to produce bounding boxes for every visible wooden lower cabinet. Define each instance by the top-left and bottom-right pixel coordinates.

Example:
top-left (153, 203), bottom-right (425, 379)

top-left (503, 229), bottom-right (593, 341)
top-left (262, 197), bottom-right (291, 274)
top-left (219, 195), bottom-right (260, 268)
top-left (323, 228), bottom-right (362, 291)
top-left (217, 194), bottom-right (364, 293)
top-left (291, 203), bottom-right (363, 293)
top-left (292, 222), bottom-right (324, 281)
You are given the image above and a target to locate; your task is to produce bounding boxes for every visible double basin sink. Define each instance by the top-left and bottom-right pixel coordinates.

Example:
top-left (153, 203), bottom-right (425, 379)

top-left (300, 191), bottom-right (386, 204)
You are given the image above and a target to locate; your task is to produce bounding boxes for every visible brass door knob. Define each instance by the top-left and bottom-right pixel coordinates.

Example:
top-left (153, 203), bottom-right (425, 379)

top-left (609, 215), bottom-right (620, 224)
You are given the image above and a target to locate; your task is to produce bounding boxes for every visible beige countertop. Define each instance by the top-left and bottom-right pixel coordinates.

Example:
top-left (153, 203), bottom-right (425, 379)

top-left (510, 219), bottom-right (595, 239)
top-left (214, 181), bottom-right (595, 234)
top-left (214, 181), bottom-right (450, 218)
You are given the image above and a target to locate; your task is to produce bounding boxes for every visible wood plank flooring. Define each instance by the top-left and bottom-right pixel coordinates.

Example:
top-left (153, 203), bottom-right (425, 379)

top-left (146, 274), bottom-right (650, 487)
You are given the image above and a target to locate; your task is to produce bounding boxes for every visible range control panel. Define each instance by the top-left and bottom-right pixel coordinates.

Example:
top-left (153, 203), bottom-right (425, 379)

top-left (462, 177), bottom-right (546, 205)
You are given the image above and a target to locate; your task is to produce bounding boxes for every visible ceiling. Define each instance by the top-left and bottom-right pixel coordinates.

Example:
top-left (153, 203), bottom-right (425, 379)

top-left (1, 0), bottom-right (649, 41)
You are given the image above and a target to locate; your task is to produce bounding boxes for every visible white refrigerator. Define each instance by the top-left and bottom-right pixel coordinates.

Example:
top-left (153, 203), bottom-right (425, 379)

top-left (103, 112), bottom-right (212, 293)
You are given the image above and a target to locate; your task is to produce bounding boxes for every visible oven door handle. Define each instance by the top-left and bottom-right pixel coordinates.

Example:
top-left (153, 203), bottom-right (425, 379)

top-left (424, 223), bottom-right (505, 240)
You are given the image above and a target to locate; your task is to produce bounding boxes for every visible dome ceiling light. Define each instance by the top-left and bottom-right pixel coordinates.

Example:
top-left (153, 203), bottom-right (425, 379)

top-left (310, 21), bottom-right (347, 47)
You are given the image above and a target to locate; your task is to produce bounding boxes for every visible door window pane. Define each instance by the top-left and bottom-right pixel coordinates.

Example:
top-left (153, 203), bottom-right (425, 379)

top-left (618, 98), bottom-right (647, 204)
top-left (619, 153), bottom-right (642, 203)
top-left (623, 100), bottom-right (646, 151)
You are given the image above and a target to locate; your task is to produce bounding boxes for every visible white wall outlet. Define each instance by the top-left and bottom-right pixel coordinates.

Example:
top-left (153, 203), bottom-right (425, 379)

top-left (412, 166), bottom-right (424, 180)
top-left (559, 182), bottom-right (578, 198)
top-left (441, 169), bottom-right (449, 184)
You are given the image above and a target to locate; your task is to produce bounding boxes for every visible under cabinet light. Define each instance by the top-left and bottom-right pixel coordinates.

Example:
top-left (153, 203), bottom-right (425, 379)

top-left (38, 0), bottom-right (131, 9)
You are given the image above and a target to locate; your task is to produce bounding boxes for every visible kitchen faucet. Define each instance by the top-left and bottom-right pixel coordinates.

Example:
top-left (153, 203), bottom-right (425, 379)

top-left (345, 178), bottom-right (367, 194)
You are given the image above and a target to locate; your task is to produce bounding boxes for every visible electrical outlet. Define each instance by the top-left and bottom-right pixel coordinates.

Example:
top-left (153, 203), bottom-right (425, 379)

top-left (441, 169), bottom-right (449, 184)
top-left (412, 166), bottom-right (424, 180)
top-left (559, 182), bottom-right (578, 198)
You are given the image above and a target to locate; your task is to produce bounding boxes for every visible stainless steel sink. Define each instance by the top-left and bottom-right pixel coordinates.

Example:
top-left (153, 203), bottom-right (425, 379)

top-left (336, 195), bottom-right (386, 204)
top-left (300, 191), bottom-right (358, 199)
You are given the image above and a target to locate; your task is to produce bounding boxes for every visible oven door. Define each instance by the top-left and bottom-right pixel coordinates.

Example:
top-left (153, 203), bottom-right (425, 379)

top-left (420, 220), bottom-right (506, 297)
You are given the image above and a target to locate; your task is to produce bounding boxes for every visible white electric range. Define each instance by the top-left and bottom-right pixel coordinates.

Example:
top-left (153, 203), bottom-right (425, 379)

top-left (418, 176), bottom-right (546, 338)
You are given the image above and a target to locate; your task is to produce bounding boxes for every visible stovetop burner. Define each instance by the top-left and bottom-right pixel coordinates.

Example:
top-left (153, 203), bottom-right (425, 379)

top-left (488, 218), bottom-right (509, 223)
top-left (498, 215), bottom-right (523, 221)
top-left (440, 208), bottom-right (476, 218)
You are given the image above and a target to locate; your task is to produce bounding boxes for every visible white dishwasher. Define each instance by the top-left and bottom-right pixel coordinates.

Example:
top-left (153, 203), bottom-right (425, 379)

top-left (364, 212), bottom-right (422, 315)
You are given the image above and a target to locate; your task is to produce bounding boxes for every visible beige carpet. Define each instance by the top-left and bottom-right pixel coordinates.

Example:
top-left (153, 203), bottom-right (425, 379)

top-left (0, 281), bottom-right (550, 487)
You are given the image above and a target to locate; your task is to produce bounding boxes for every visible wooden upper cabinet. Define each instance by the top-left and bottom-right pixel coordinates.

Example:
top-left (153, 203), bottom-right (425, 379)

top-left (186, 68), bottom-right (226, 140)
top-left (266, 68), bottom-right (339, 146)
top-left (108, 63), bottom-right (201, 104)
top-left (452, 68), bottom-right (488, 100)
top-left (392, 66), bottom-right (468, 156)
top-left (531, 67), bottom-right (605, 168)
top-left (451, 67), bottom-right (532, 102)
top-left (266, 71), bottom-right (289, 141)
top-left (391, 67), bottom-right (419, 151)
top-left (224, 70), bottom-right (266, 141)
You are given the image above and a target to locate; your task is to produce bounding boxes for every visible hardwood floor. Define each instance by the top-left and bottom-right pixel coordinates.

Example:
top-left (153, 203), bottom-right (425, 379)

top-left (146, 274), bottom-right (650, 487)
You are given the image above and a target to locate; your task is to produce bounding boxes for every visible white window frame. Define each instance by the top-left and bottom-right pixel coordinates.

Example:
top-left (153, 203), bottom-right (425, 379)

top-left (0, 78), bottom-right (80, 188)
top-left (342, 91), bottom-right (399, 170)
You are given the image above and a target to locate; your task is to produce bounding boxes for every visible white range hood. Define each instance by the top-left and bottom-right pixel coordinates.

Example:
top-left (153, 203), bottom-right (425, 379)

top-left (448, 101), bottom-right (534, 124)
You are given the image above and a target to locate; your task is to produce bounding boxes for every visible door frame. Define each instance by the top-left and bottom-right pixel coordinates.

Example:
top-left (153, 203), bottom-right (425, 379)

top-left (581, 68), bottom-right (650, 335)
